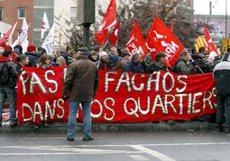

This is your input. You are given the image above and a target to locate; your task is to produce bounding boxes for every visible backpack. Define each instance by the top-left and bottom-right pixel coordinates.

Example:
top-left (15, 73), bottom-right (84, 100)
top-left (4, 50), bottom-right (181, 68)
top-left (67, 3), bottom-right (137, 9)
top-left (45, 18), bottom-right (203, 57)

top-left (0, 63), bottom-right (10, 86)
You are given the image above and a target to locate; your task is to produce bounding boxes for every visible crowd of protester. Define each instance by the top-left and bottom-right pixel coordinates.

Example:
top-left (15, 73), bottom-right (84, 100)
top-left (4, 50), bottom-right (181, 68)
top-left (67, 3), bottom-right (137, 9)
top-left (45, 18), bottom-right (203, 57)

top-left (0, 42), bottom-right (225, 131)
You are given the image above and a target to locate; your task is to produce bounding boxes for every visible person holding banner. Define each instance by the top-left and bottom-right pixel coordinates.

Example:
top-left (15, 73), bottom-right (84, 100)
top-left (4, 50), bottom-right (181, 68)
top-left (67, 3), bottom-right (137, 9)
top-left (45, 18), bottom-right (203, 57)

top-left (147, 52), bottom-right (169, 73)
top-left (123, 54), bottom-right (143, 73)
top-left (174, 51), bottom-right (194, 75)
top-left (63, 47), bottom-right (99, 142)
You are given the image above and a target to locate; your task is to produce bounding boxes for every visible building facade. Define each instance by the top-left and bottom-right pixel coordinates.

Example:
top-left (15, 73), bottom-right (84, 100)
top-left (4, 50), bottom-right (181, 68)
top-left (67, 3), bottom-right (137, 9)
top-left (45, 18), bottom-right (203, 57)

top-left (0, 0), bottom-right (33, 44)
top-left (194, 14), bottom-right (230, 38)
top-left (33, 0), bottom-right (54, 47)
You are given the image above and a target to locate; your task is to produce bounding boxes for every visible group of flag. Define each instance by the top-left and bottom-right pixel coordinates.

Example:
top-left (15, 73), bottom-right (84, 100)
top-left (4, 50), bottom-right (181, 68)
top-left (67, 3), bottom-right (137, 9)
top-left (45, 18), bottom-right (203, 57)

top-left (0, 12), bottom-right (53, 55)
top-left (0, 0), bottom-right (219, 65)
top-left (96, 0), bottom-right (219, 66)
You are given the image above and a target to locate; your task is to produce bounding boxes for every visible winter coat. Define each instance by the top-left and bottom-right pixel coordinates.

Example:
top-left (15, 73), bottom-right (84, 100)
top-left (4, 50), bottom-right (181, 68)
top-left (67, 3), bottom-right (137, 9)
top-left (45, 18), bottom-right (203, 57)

top-left (147, 62), bottom-right (168, 73)
top-left (0, 57), bottom-right (18, 88)
top-left (25, 52), bottom-right (41, 67)
top-left (176, 59), bottom-right (194, 74)
top-left (213, 61), bottom-right (230, 96)
top-left (123, 61), bottom-right (144, 73)
top-left (62, 56), bottom-right (99, 102)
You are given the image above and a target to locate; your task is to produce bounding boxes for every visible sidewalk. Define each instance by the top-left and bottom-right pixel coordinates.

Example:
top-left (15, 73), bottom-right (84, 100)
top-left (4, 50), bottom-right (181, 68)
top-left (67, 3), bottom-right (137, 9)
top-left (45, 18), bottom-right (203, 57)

top-left (0, 121), bottom-right (217, 133)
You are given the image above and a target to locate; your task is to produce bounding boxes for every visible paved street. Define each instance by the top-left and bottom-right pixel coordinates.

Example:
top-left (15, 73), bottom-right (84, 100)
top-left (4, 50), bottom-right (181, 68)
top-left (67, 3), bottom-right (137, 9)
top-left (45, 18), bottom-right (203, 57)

top-left (0, 128), bottom-right (230, 161)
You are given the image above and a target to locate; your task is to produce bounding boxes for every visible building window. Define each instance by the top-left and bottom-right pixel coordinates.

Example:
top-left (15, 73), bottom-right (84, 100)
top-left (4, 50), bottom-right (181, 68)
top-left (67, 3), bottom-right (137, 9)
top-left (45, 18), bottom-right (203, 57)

top-left (0, 8), bottom-right (3, 21)
top-left (18, 8), bottom-right (26, 19)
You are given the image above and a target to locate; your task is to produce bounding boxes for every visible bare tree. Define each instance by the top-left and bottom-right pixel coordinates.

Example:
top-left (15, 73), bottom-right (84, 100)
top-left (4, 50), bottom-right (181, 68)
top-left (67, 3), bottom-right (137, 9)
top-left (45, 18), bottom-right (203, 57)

top-left (68, 0), bottom-right (212, 50)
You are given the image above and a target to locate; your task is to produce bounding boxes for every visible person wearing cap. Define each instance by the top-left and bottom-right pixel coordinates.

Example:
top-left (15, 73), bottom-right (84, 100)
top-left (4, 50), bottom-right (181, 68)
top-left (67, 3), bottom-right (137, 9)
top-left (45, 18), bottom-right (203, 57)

top-left (147, 52), bottom-right (169, 73)
top-left (25, 44), bottom-right (41, 67)
top-left (62, 47), bottom-right (98, 142)
top-left (213, 52), bottom-right (230, 133)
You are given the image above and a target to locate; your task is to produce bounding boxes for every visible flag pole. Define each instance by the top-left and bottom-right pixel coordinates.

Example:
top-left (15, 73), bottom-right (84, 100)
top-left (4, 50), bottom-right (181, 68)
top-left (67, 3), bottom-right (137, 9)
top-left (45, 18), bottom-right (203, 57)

top-left (184, 48), bottom-right (204, 74)
top-left (102, 40), bottom-right (109, 50)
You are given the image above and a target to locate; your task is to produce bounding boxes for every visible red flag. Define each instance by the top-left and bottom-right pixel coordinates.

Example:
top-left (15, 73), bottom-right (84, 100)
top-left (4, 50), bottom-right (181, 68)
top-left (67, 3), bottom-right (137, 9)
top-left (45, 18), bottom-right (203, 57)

top-left (203, 24), bottom-right (219, 61)
top-left (95, 29), bottom-right (108, 45)
top-left (146, 31), bottom-right (159, 61)
top-left (109, 21), bottom-right (120, 47)
top-left (149, 16), bottom-right (184, 66)
top-left (0, 21), bottom-right (18, 43)
top-left (99, 0), bottom-right (116, 31)
top-left (95, 0), bottom-right (116, 45)
top-left (126, 21), bottom-right (148, 58)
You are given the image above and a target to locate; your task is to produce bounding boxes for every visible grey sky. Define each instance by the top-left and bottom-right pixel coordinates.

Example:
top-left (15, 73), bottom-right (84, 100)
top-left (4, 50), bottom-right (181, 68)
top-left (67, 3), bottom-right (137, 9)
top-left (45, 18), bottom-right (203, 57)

top-left (194, 0), bottom-right (228, 15)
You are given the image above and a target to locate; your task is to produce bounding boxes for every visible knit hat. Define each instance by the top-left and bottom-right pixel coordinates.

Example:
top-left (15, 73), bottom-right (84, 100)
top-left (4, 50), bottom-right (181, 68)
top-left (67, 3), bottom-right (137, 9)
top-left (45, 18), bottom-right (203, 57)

top-left (27, 44), bottom-right (36, 52)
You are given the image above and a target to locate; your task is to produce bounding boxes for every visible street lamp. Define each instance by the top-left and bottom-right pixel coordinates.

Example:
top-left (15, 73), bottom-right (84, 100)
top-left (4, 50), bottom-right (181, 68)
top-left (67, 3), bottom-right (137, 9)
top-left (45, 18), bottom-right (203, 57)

top-left (76, 0), bottom-right (95, 48)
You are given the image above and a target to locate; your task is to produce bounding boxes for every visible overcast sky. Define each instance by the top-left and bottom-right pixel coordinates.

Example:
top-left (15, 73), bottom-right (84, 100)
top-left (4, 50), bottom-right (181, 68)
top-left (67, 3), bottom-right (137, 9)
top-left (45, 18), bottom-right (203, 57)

top-left (194, 0), bottom-right (229, 15)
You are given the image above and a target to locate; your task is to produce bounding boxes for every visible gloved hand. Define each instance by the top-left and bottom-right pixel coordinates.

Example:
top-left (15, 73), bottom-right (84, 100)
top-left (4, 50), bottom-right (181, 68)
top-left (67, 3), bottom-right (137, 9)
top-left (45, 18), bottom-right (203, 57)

top-left (62, 94), bottom-right (69, 101)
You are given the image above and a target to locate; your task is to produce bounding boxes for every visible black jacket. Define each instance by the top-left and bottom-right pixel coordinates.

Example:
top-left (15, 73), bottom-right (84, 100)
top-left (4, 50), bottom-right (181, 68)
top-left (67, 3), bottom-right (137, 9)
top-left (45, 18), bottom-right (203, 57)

top-left (213, 61), bottom-right (230, 96)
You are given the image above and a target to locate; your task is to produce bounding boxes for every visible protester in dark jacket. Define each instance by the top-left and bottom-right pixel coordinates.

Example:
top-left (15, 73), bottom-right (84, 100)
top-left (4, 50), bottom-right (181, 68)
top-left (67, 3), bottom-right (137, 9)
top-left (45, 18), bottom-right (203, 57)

top-left (142, 53), bottom-right (153, 73)
top-left (14, 45), bottom-right (23, 55)
top-left (0, 49), bottom-right (18, 127)
top-left (147, 52), bottom-right (169, 73)
top-left (175, 52), bottom-right (194, 74)
top-left (123, 54), bottom-right (143, 73)
top-left (25, 44), bottom-right (41, 67)
top-left (112, 49), bottom-right (130, 70)
top-left (192, 53), bottom-right (210, 74)
top-left (63, 47), bottom-right (98, 142)
top-left (213, 52), bottom-right (230, 133)
top-left (108, 47), bottom-right (122, 69)
top-left (99, 52), bottom-right (112, 70)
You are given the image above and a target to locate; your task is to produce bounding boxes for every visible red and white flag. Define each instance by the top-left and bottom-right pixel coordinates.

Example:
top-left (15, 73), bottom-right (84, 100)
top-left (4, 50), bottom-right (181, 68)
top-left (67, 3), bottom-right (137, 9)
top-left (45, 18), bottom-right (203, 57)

top-left (149, 16), bottom-right (184, 66)
top-left (146, 31), bottom-right (159, 61)
top-left (203, 24), bottom-right (219, 61)
top-left (41, 12), bottom-right (50, 40)
top-left (0, 21), bottom-right (18, 44)
top-left (99, 0), bottom-right (116, 31)
top-left (95, 0), bottom-right (116, 45)
top-left (109, 21), bottom-right (120, 47)
top-left (95, 29), bottom-right (108, 45)
top-left (126, 21), bottom-right (148, 58)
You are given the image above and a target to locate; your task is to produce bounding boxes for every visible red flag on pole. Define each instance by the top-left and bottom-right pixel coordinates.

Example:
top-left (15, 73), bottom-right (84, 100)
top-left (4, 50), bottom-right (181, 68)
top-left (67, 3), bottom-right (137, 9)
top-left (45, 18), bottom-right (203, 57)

top-left (95, 29), bottom-right (108, 45)
top-left (149, 16), bottom-right (184, 66)
top-left (109, 21), bottom-right (120, 47)
top-left (203, 24), bottom-right (219, 61)
top-left (95, 0), bottom-right (117, 45)
top-left (126, 21), bottom-right (148, 58)
top-left (0, 21), bottom-right (18, 44)
top-left (146, 31), bottom-right (159, 61)
top-left (100, 0), bottom-right (117, 31)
